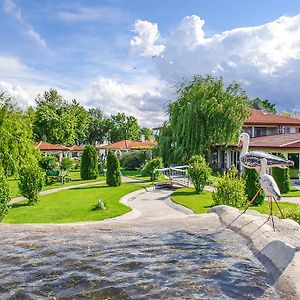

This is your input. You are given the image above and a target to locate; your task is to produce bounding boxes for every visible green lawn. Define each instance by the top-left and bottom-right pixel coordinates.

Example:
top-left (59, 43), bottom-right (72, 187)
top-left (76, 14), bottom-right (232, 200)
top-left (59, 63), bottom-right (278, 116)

top-left (3, 183), bottom-right (142, 223)
top-left (121, 170), bottom-right (151, 182)
top-left (171, 187), bottom-right (214, 214)
top-left (7, 171), bottom-right (105, 198)
top-left (282, 186), bottom-right (300, 197)
top-left (170, 187), bottom-right (300, 223)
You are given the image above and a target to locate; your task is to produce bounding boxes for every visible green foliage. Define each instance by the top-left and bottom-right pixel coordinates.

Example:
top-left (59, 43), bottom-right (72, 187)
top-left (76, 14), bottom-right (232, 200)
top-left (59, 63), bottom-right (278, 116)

top-left (18, 163), bottom-right (44, 205)
top-left (188, 155), bottom-right (211, 194)
top-left (106, 150), bottom-right (121, 187)
top-left (0, 166), bottom-right (11, 221)
top-left (141, 157), bottom-right (163, 180)
top-left (39, 156), bottom-right (57, 171)
top-left (159, 76), bottom-right (250, 165)
top-left (80, 145), bottom-right (98, 180)
top-left (244, 168), bottom-right (265, 206)
top-left (272, 167), bottom-right (290, 194)
top-left (88, 108), bottom-right (108, 144)
top-left (0, 93), bottom-right (37, 176)
top-left (213, 167), bottom-right (247, 208)
top-left (283, 208), bottom-right (300, 224)
top-left (34, 89), bottom-right (90, 145)
top-left (140, 127), bottom-right (153, 140)
top-left (60, 157), bottom-right (73, 171)
top-left (249, 97), bottom-right (276, 113)
top-left (107, 113), bottom-right (141, 142)
top-left (120, 152), bottom-right (150, 170)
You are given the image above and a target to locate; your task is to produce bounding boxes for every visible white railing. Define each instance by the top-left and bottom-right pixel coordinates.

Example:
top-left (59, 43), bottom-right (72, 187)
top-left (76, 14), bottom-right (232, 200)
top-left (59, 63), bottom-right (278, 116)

top-left (155, 165), bottom-right (190, 187)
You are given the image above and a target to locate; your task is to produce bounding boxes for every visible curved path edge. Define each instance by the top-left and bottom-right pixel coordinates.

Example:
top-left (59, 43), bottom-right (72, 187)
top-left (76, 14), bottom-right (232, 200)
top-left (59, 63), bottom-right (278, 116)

top-left (209, 205), bottom-right (300, 299)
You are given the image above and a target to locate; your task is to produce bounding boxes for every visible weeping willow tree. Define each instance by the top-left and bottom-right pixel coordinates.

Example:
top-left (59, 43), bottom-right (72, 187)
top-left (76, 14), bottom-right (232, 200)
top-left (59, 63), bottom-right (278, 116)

top-left (0, 93), bottom-right (38, 176)
top-left (159, 76), bottom-right (250, 165)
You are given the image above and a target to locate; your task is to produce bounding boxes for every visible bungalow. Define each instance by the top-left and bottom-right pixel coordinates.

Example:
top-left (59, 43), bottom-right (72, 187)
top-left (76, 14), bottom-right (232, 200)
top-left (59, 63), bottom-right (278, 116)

top-left (212, 109), bottom-right (300, 174)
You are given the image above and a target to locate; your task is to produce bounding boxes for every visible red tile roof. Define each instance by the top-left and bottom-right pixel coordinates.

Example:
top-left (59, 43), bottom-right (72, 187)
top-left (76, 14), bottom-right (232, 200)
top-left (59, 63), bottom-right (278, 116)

top-left (68, 145), bottom-right (84, 151)
top-left (36, 141), bottom-right (70, 151)
top-left (249, 133), bottom-right (300, 150)
top-left (245, 109), bottom-right (300, 126)
top-left (100, 140), bottom-right (156, 150)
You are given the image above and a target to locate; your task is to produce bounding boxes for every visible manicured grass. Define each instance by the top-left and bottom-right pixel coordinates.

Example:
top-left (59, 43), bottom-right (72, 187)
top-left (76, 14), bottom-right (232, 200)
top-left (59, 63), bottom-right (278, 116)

top-left (171, 187), bottom-right (214, 214)
top-left (121, 170), bottom-right (151, 182)
top-left (290, 168), bottom-right (299, 179)
top-left (3, 183), bottom-right (142, 223)
top-left (7, 171), bottom-right (105, 198)
top-left (171, 187), bottom-right (300, 222)
top-left (282, 186), bottom-right (300, 197)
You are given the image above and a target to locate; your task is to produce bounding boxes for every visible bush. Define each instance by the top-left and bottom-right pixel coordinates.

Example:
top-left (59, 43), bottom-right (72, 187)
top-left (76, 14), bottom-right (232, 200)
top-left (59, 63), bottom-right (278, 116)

top-left (213, 167), bottom-right (247, 208)
top-left (18, 163), bottom-right (44, 205)
top-left (106, 150), bottom-right (121, 187)
top-left (141, 157), bottom-right (163, 180)
top-left (272, 167), bottom-right (290, 194)
top-left (80, 145), bottom-right (98, 180)
top-left (0, 166), bottom-right (11, 221)
top-left (39, 156), bottom-right (57, 171)
top-left (60, 157), bottom-right (73, 171)
top-left (283, 208), bottom-right (300, 224)
top-left (120, 152), bottom-right (149, 170)
top-left (188, 155), bottom-right (211, 194)
top-left (244, 168), bottom-right (265, 206)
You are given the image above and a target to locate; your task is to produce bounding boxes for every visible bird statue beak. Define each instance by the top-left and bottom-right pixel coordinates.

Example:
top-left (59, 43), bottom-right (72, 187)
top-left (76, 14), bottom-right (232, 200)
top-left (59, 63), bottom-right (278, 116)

top-left (237, 140), bottom-right (243, 148)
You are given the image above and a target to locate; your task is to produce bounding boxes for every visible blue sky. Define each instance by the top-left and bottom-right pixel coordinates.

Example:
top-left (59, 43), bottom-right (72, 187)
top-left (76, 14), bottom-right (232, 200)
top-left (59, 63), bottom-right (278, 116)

top-left (1, 0), bottom-right (300, 126)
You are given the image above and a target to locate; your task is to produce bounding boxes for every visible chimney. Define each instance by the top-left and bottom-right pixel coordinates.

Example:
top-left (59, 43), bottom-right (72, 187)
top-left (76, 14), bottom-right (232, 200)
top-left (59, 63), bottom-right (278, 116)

top-left (150, 135), bottom-right (154, 142)
top-left (140, 133), bottom-right (145, 142)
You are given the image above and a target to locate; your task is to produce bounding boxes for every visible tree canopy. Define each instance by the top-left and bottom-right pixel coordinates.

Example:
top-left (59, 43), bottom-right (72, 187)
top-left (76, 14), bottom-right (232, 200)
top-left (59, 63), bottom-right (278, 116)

top-left (159, 76), bottom-right (250, 165)
top-left (249, 97), bottom-right (276, 113)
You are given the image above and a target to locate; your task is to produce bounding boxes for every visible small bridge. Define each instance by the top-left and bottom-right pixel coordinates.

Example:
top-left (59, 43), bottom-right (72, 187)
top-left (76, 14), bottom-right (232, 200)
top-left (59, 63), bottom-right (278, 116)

top-left (155, 165), bottom-right (191, 189)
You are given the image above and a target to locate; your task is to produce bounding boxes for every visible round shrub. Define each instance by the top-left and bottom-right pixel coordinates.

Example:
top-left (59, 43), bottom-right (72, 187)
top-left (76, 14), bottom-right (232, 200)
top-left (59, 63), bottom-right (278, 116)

top-left (213, 167), bottom-right (247, 208)
top-left (80, 145), bottom-right (98, 180)
top-left (272, 167), bottom-right (290, 194)
top-left (120, 152), bottom-right (148, 170)
top-left (244, 168), bottom-right (265, 206)
top-left (18, 163), bottom-right (44, 205)
top-left (141, 157), bottom-right (163, 180)
top-left (188, 155), bottom-right (211, 194)
top-left (0, 166), bottom-right (11, 221)
top-left (39, 156), bottom-right (57, 171)
top-left (106, 150), bottom-right (121, 187)
top-left (60, 157), bottom-right (73, 171)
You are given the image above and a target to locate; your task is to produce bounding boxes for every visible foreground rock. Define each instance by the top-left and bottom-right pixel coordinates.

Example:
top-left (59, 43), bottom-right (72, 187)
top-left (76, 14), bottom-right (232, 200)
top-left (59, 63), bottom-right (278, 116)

top-left (209, 205), bottom-right (300, 299)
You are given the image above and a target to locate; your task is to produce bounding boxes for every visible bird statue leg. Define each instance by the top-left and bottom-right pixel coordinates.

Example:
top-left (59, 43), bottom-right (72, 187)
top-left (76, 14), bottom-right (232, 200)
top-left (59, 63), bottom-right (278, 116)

top-left (226, 188), bottom-right (262, 228)
top-left (269, 197), bottom-right (275, 231)
top-left (274, 199), bottom-right (285, 219)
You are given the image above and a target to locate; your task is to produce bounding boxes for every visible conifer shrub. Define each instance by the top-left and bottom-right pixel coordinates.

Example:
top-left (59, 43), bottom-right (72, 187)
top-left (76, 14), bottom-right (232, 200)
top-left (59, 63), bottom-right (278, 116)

top-left (244, 168), bottom-right (265, 206)
top-left (18, 163), bottom-right (44, 205)
top-left (188, 155), bottom-right (211, 194)
top-left (141, 157), bottom-right (163, 180)
top-left (0, 165), bottom-right (11, 221)
top-left (272, 167), bottom-right (290, 194)
top-left (106, 150), bottom-right (121, 187)
top-left (80, 145), bottom-right (98, 180)
top-left (213, 166), bottom-right (247, 208)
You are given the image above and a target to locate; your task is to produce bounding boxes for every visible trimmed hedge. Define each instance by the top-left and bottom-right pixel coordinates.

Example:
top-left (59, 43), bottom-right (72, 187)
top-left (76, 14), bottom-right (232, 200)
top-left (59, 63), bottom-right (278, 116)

top-left (244, 168), bottom-right (265, 206)
top-left (80, 145), bottom-right (98, 180)
top-left (106, 150), bottom-right (121, 187)
top-left (273, 167), bottom-right (290, 194)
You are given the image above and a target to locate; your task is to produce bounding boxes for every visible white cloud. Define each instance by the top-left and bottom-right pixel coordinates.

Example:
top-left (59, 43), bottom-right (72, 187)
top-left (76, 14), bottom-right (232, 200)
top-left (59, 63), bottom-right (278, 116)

top-left (56, 6), bottom-right (127, 24)
top-left (151, 14), bottom-right (300, 113)
top-left (130, 20), bottom-right (165, 57)
top-left (0, 81), bottom-right (30, 107)
top-left (3, 0), bottom-right (46, 47)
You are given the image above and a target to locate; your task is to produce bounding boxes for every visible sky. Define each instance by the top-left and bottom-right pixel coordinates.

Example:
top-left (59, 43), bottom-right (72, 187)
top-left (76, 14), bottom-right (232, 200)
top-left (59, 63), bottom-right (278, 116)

top-left (1, 0), bottom-right (300, 127)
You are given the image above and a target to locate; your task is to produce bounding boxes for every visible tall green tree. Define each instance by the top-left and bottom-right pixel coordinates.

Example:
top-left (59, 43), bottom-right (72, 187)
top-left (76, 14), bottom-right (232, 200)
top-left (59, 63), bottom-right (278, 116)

top-left (140, 127), bottom-right (153, 140)
top-left (159, 76), bottom-right (250, 165)
top-left (106, 150), bottom-right (121, 187)
top-left (249, 97), bottom-right (276, 113)
top-left (107, 113), bottom-right (141, 142)
top-left (0, 93), bottom-right (37, 176)
top-left (80, 145), bottom-right (98, 180)
top-left (88, 108), bottom-right (108, 144)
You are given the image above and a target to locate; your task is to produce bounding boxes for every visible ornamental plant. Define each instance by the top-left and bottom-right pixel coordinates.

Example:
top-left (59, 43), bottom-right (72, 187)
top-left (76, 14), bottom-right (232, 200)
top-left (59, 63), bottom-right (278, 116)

top-left (0, 165), bottom-right (11, 221)
top-left (213, 166), bottom-right (247, 208)
top-left (244, 168), bottom-right (265, 206)
top-left (80, 145), bottom-right (98, 180)
top-left (272, 166), bottom-right (290, 194)
top-left (141, 157), bottom-right (163, 180)
top-left (188, 155), bottom-right (211, 194)
top-left (106, 150), bottom-right (121, 187)
top-left (18, 163), bottom-right (44, 205)
top-left (60, 157), bottom-right (73, 171)
top-left (39, 156), bottom-right (57, 171)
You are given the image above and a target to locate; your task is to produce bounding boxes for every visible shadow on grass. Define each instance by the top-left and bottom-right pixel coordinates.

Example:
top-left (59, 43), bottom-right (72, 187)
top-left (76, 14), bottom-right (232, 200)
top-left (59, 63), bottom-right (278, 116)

top-left (10, 202), bottom-right (31, 208)
top-left (71, 185), bottom-right (110, 191)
